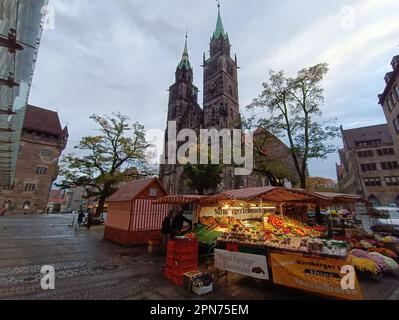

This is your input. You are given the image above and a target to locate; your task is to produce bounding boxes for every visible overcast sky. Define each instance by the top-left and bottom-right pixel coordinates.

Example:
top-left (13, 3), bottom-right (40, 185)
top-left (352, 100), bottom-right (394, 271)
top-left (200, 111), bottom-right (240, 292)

top-left (29, 0), bottom-right (399, 179)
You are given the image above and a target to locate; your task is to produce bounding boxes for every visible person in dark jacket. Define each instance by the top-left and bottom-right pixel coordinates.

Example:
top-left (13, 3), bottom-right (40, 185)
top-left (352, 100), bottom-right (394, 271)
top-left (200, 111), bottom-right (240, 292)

top-left (75, 210), bottom-right (86, 231)
top-left (86, 209), bottom-right (93, 231)
top-left (172, 207), bottom-right (192, 238)
top-left (161, 209), bottom-right (175, 255)
top-left (315, 204), bottom-right (323, 225)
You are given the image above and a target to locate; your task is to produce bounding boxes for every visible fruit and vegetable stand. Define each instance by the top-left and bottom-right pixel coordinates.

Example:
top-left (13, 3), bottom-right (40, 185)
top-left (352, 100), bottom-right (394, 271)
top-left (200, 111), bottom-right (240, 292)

top-left (155, 188), bottom-right (399, 299)
top-left (190, 187), bottom-right (361, 299)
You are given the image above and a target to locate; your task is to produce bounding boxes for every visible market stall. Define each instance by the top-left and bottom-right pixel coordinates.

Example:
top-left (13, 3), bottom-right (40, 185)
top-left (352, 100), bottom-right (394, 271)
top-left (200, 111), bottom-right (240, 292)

top-left (156, 187), bottom-right (399, 299)
top-left (313, 192), bottom-right (367, 237)
top-left (104, 178), bottom-right (169, 246)
top-left (195, 187), bottom-right (365, 300)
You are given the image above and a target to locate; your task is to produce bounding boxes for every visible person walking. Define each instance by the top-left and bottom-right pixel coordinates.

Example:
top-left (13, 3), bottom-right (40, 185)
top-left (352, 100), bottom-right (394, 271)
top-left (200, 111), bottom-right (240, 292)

top-left (161, 209), bottom-right (175, 255)
top-left (0, 208), bottom-right (5, 217)
top-left (75, 210), bottom-right (85, 231)
top-left (172, 206), bottom-right (192, 238)
top-left (315, 204), bottom-right (324, 225)
top-left (86, 209), bottom-right (93, 231)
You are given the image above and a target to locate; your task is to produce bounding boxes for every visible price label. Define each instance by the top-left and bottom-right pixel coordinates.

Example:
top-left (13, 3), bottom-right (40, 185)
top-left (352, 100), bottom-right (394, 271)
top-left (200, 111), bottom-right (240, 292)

top-left (290, 237), bottom-right (301, 248)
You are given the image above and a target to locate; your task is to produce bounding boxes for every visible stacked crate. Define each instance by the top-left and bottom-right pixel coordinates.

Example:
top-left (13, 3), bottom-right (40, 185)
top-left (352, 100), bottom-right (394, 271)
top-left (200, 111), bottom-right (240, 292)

top-left (164, 237), bottom-right (198, 285)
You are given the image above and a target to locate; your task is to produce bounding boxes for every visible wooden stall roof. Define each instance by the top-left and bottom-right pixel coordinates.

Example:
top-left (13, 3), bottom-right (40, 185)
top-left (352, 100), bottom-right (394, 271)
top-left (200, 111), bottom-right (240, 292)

top-left (314, 192), bottom-right (365, 204)
top-left (107, 177), bottom-right (167, 202)
top-left (199, 187), bottom-right (328, 205)
top-left (153, 195), bottom-right (208, 205)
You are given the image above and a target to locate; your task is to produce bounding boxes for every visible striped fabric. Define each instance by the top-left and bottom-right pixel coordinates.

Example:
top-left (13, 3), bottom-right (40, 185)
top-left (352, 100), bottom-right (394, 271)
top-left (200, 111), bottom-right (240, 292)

top-left (153, 195), bottom-right (207, 205)
top-left (130, 199), bottom-right (169, 231)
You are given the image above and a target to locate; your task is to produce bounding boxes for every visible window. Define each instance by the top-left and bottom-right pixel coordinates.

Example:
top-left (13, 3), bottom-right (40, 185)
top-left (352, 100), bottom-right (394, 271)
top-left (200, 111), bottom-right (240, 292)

top-left (381, 161), bottom-right (399, 170)
top-left (149, 188), bottom-right (158, 197)
top-left (364, 177), bottom-right (382, 187)
top-left (356, 140), bottom-right (381, 147)
top-left (392, 92), bottom-right (398, 104)
top-left (395, 85), bottom-right (399, 99)
top-left (394, 119), bottom-right (399, 135)
top-left (357, 150), bottom-right (374, 158)
top-left (24, 183), bottom-right (36, 192)
top-left (41, 149), bottom-right (52, 157)
top-left (3, 184), bottom-right (14, 191)
top-left (360, 163), bottom-right (377, 172)
top-left (36, 167), bottom-right (47, 175)
top-left (4, 201), bottom-right (11, 209)
top-left (23, 201), bottom-right (31, 210)
top-left (377, 148), bottom-right (395, 156)
top-left (387, 98), bottom-right (394, 112)
top-left (385, 177), bottom-right (399, 186)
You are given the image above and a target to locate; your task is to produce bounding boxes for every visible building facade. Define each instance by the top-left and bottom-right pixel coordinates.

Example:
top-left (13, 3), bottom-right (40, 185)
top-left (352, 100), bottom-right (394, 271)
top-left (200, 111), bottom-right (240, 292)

top-left (46, 189), bottom-right (68, 213)
top-left (0, 0), bottom-right (49, 186)
top-left (337, 124), bottom-right (399, 207)
top-left (379, 55), bottom-right (399, 154)
top-left (160, 5), bottom-right (297, 195)
top-left (307, 177), bottom-right (338, 193)
top-left (0, 105), bottom-right (68, 214)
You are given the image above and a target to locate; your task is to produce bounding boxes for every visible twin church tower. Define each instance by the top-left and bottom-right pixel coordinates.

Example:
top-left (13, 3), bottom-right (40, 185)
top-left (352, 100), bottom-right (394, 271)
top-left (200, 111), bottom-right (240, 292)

top-left (160, 5), bottom-right (245, 194)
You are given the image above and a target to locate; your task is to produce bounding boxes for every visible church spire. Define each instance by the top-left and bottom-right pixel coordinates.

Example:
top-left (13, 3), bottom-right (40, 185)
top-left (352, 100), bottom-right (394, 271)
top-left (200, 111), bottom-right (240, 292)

top-left (213, 2), bottom-right (227, 40)
top-left (177, 32), bottom-right (192, 70)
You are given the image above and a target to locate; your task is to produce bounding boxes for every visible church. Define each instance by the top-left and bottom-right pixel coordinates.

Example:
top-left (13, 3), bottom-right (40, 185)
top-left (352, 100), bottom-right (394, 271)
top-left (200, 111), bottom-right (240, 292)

top-left (159, 5), bottom-right (298, 195)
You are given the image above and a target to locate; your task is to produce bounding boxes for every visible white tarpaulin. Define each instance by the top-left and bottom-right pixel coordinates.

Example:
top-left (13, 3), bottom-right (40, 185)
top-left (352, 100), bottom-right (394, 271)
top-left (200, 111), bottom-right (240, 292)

top-left (214, 249), bottom-right (269, 280)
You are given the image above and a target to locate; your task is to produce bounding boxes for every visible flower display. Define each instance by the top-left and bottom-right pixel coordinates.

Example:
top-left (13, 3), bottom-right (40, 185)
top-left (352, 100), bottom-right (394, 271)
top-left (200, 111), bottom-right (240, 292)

top-left (350, 249), bottom-right (369, 259)
top-left (349, 255), bottom-right (381, 275)
top-left (368, 247), bottom-right (398, 259)
top-left (369, 252), bottom-right (399, 273)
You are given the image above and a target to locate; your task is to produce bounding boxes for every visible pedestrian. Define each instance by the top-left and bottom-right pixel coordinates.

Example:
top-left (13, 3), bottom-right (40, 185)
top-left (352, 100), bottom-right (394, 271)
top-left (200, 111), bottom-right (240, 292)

top-left (315, 204), bottom-right (323, 225)
top-left (0, 208), bottom-right (5, 217)
top-left (172, 206), bottom-right (192, 238)
top-left (161, 208), bottom-right (175, 255)
top-left (86, 209), bottom-right (93, 231)
top-left (75, 210), bottom-right (85, 231)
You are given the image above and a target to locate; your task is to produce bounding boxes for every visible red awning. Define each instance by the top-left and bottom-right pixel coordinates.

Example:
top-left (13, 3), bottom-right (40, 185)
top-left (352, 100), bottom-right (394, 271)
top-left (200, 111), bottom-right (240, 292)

top-left (199, 187), bottom-right (329, 205)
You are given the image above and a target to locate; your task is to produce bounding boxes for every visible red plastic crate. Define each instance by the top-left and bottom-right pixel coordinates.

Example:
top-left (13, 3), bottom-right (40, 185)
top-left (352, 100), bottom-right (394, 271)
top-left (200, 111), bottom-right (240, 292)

top-left (174, 246), bottom-right (198, 254)
top-left (164, 268), bottom-right (183, 286)
top-left (167, 241), bottom-right (175, 252)
top-left (174, 237), bottom-right (198, 248)
top-left (166, 256), bottom-right (174, 266)
top-left (173, 252), bottom-right (197, 261)
top-left (171, 264), bottom-right (198, 276)
top-left (172, 258), bottom-right (198, 267)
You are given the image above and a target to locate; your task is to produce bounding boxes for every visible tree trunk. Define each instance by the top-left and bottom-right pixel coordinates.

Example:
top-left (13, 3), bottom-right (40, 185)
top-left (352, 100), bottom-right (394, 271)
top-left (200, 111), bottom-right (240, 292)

top-left (96, 183), bottom-right (111, 217)
top-left (96, 195), bottom-right (106, 217)
top-left (300, 173), bottom-right (307, 190)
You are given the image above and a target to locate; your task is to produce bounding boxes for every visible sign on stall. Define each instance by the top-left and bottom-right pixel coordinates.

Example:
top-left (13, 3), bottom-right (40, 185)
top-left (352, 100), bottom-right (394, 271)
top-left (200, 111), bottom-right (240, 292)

top-left (200, 207), bottom-right (275, 220)
top-left (214, 249), bottom-right (269, 280)
top-left (270, 253), bottom-right (364, 300)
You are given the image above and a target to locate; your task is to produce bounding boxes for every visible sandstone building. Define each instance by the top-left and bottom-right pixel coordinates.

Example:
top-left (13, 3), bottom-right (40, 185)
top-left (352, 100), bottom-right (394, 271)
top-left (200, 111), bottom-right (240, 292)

top-left (0, 105), bottom-right (68, 214)
top-left (337, 124), bottom-right (399, 206)
top-left (379, 55), bottom-right (399, 154)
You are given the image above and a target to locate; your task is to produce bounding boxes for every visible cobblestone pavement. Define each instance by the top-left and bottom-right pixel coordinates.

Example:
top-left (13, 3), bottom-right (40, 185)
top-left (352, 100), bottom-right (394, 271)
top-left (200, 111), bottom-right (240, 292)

top-left (0, 215), bottom-right (398, 300)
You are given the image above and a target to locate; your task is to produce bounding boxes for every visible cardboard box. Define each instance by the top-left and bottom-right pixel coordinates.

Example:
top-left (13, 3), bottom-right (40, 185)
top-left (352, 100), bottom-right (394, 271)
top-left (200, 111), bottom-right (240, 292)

top-left (192, 284), bottom-right (213, 296)
top-left (182, 271), bottom-right (202, 290)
